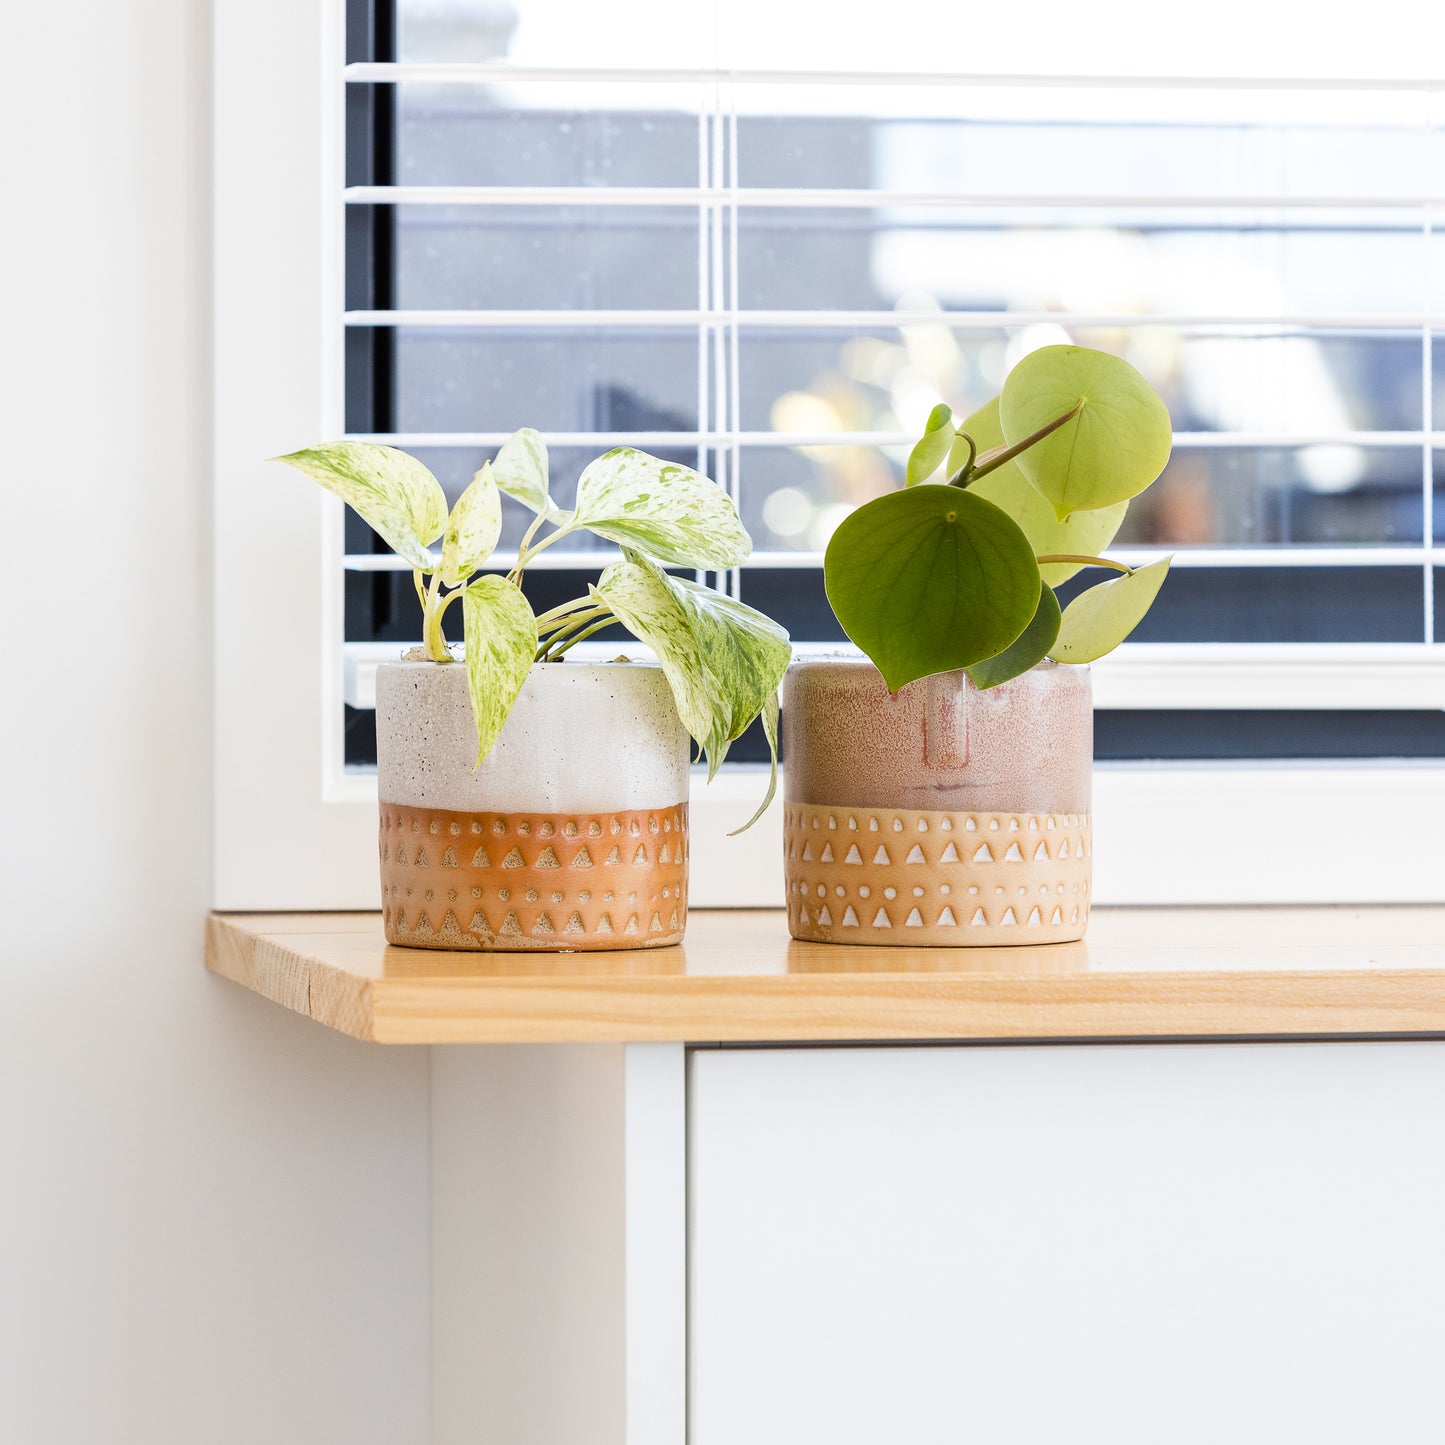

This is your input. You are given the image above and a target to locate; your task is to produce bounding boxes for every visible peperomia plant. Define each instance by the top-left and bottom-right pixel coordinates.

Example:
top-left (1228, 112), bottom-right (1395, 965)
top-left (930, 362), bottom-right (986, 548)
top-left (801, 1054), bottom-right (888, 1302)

top-left (275, 430), bottom-right (791, 829)
top-left (823, 344), bottom-right (1174, 693)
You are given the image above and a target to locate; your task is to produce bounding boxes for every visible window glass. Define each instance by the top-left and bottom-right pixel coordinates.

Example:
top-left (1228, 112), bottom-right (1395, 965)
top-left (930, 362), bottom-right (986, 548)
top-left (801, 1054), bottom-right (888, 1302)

top-left (395, 82), bottom-right (700, 188)
top-left (713, 0), bottom-right (1440, 80)
top-left (350, 0), bottom-right (1443, 770)
top-left (739, 206), bottom-right (1427, 318)
top-left (735, 84), bottom-right (1431, 200)
top-left (735, 443), bottom-right (1425, 555)
top-left (398, 0), bottom-right (712, 68)
top-left (737, 325), bottom-right (1422, 435)
top-left (390, 204), bottom-right (699, 310)
top-left (388, 326), bottom-right (700, 433)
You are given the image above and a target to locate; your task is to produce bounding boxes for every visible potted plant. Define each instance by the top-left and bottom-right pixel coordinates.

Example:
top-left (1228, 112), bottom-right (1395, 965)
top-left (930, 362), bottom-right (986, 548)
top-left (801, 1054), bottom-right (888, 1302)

top-left (785, 344), bottom-right (1173, 945)
top-left (276, 431), bottom-right (790, 951)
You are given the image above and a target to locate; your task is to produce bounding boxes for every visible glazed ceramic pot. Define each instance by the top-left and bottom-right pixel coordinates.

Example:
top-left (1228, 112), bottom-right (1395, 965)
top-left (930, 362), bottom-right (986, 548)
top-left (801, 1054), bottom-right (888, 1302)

top-left (782, 657), bottom-right (1092, 945)
top-left (375, 660), bottom-right (690, 950)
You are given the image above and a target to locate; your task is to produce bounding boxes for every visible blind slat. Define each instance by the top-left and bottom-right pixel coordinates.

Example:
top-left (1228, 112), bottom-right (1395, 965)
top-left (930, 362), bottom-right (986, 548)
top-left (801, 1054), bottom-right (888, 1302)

top-left (341, 431), bottom-right (1445, 448)
top-left (343, 62), bottom-right (1445, 92)
top-left (344, 547), bottom-right (1440, 573)
top-left (345, 309), bottom-right (1445, 329)
top-left (346, 185), bottom-right (1445, 209)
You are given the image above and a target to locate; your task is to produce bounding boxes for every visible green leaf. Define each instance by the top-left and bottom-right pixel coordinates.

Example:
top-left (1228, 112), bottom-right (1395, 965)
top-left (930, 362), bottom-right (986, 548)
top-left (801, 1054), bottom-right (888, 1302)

top-left (274, 441), bottom-right (448, 570)
top-left (966, 584), bottom-right (1061, 691)
top-left (593, 553), bottom-right (791, 780)
top-left (488, 428), bottom-right (560, 518)
top-left (963, 397), bottom-right (1129, 584)
top-left (999, 345), bottom-right (1172, 520)
top-left (574, 448), bottom-right (752, 568)
top-left (462, 576), bottom-right (538, 766)
top-left (729, 690), bottom-right (781, 836)
top-left (439, 462), bottom-right (502, 586)
top-left (823, 485), bottom-right (1041, 694)
top-left (905, 403), bottom-right (955, 487)
top-left (1051, 557), bottom-right (1172, 663)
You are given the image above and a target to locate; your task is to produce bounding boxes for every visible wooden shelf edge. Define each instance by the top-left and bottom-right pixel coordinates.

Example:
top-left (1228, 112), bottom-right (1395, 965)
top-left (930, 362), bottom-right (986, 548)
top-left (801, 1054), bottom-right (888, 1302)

top-left (207, 915), bottom-right (379, 1042)
top-left (206, 910), bottom-right (1445, 1046)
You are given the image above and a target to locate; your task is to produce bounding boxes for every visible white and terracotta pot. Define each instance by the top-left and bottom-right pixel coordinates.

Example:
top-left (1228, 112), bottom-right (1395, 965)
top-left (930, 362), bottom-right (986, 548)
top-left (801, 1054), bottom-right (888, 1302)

top-left (375, 660), bottom-right (690, 950)
top-left (782, 658), bottom-right (1093, 945)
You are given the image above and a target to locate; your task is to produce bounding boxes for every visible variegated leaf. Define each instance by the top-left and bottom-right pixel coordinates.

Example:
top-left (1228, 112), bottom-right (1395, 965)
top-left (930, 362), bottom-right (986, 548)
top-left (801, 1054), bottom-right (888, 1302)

top-left (462, 576), bottom-right (538, 766)
top-left (274, 441), bottom-right (447, 570)
top-left (488, 428), bottom-right (562, 519)
top-left (574, 448), bottom-right (751, 568)
top-left (593, 553), bottom-right (790, 783)
top-left (439, 462), bottom-right (502, 586)
top-left (728, 689), bottom-right (781, 835)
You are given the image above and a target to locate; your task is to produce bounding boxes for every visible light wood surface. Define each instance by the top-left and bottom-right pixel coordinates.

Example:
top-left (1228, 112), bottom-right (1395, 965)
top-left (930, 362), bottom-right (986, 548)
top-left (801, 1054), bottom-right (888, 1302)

top-left (205, 907), bottom-right (1445, 1044)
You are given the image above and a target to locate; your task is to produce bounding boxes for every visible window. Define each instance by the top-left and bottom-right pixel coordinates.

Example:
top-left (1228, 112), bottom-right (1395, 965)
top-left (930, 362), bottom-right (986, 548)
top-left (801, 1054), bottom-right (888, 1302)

top-left (214, 0), bottom-right (1445, 908)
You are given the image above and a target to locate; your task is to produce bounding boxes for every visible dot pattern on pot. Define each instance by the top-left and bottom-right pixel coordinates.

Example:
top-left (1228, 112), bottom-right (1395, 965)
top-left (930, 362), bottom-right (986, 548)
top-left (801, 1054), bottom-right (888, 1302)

top-left (381, 802), bottom-right (688, 951)
top-left (784, 803), bottom-right (1091, 947)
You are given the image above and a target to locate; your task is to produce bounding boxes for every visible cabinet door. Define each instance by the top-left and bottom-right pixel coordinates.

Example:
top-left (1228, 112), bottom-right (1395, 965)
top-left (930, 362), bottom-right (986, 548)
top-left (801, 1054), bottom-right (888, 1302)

top-left (689, 1042), bottom-right (1445, 1444)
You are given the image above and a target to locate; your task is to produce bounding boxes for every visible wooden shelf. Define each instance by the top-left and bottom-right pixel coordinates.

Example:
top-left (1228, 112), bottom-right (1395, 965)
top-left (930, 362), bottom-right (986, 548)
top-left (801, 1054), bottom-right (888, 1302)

top-left (206, 907), bottom-right (1445, 1044)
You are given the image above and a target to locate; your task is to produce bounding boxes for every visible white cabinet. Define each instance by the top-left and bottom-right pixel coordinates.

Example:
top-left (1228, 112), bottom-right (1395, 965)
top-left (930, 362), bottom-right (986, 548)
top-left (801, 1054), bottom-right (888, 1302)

top-left (689, 1042), bottom-right (1445, 1444)
top-left (430, 1045), bottom-right (686, 1445)
top-left (427, 1040), bottom-right (1445, 1443)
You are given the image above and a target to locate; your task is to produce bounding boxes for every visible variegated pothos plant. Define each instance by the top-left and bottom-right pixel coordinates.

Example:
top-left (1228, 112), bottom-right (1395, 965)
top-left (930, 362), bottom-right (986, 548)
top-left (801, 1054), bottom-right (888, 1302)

top-left (276, 432), bottom-right (791, 831)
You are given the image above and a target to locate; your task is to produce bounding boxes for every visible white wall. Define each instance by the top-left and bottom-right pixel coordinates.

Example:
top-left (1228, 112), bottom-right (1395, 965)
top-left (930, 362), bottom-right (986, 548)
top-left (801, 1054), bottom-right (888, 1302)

top-left (0, 3), bottom-right (432, 1440)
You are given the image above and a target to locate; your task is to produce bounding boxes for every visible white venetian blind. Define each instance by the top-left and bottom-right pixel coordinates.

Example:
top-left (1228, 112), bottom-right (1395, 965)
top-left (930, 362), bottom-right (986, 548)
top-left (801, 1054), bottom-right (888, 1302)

top-left (337, 0), bottom-right (1445, 760)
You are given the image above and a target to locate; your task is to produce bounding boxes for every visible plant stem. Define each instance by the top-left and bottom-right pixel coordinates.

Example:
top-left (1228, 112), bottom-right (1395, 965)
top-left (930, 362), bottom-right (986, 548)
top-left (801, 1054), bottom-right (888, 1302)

top-left (422, 568), bottom-right (450, 660)
top-left (506, 511), bottom-right (550, 584)
top-left (535, 605), bottom-right (610, 662)
top-left (965, 399), bottom-right (1085, 484)
top-left (437, 584), bottom-right (468, 622)
top-left (543, 615), bottom-right (616, 661)
top-left (944, 430), bottom-right (977, 488)
top-left (509, 516), bottom-right (578, 581)
top-left (534, 595), bottom-right (599, 633)
top-left (412, 569), bottom-right (428, 611)
top-left (1036, 553), bottom-right (1133, 575)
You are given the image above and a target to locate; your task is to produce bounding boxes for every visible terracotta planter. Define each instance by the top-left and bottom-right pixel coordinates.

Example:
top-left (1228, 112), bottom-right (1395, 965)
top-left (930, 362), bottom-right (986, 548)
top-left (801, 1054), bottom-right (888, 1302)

top-left (782, 658), bottom-right (1092, 945)
top-left (375, 660), bottom-right (691, 950)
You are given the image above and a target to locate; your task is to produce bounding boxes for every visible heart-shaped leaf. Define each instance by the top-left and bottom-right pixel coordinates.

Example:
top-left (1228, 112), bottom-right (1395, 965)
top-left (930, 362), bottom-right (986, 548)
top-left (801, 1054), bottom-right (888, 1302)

top-left (593, 553), bottom-right (790, 783)
top-left (439, 462), bottom-right (502, 586)
top-left (999, 345), bottom-right (1172, 520)
top-left (966, 583), bottom-right (1061, 691)
top-left (905, 403), bottom-right (955, 487)
top-left (274, 441), bottom-right (447, 570)
top-left (1051, 557), bottom-right (1172, 663)
top-left (489, 428), bottom-right (561, 518)
top-left (574, 448), bottom-right (751, 568)
top-left (462, 575), bottom-right (538, 765)
top-left (823, 485), bottom-right (1041, 693)
top-left (963, 397), bottom-right (1128, 584)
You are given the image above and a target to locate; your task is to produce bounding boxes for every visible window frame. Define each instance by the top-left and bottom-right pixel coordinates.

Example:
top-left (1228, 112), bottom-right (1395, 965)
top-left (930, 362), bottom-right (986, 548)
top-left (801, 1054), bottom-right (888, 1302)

top-left (213, 0), bottom-right (1445, 909)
